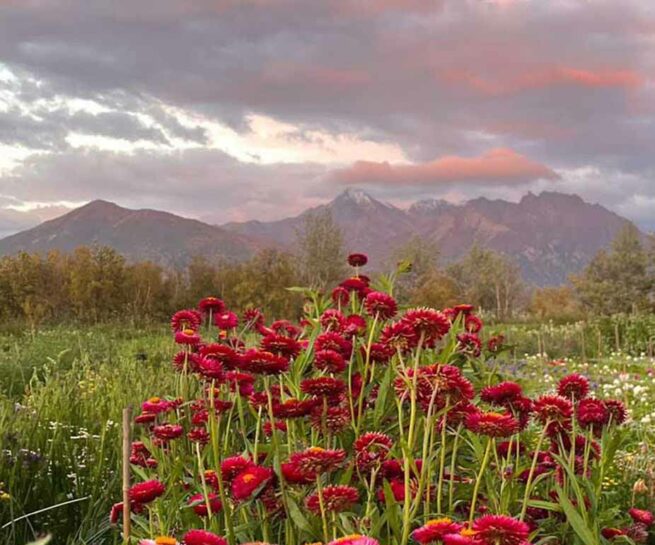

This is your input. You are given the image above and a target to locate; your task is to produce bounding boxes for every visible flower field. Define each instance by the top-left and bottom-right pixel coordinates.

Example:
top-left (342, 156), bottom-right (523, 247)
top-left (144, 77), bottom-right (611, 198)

top-left (1, 255), bottom-right (655, 545)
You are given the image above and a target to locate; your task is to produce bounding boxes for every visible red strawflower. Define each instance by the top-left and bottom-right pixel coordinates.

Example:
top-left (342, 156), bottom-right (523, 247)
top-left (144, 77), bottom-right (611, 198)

top-left (464, 314), bottom-right (483, 333)
top-left (629, 508), bottom-right (654, 527)
top-left (270, 319), bottom-right (300, 338)
top-left (153, 424), bottom-right (184, 440)
top-left (486, 334), bottom-right (505, 354)
top-left (480, 382), bottom-right (523, 406)
top-left (241, 350), bottom-right (289, 375)
top-left (340, 277), bottom-right (369, 295)
top-left (329, 536), bottom-right (379, 545)
top-left (315, 332), bottom-right (353, 357)
top-left (231, 465), bottom-right (274, 501)
top-left (472, 515), bottom-right (529, 545)
top-left (348, 253), bottom-right (368, 267)
top-left (376, 478), bottom-right (419, 502)
top-left (533, 394), bottom-right (573, 434)
top-left (129, 441), bottom-right (157, 468)
top-left (171, 309), bottom-right (201, 332)
top-left (142, 397), bottom-right (176, 414)
top-left (183, 529), bottom-right (228, 545)
top-left (364, 291), bottom-right (397, 320)
top-left (261, 334), bottom-right (301, 358)
top-left (310, 404), bottom-right (351, 434)
top-left (273, 398), bottom-right (317, 418)
top-left (281, 462), bottom-right (315, 485)
top-left (225, 371), bottom-right (255, 396)
top-left (465, 411), bottom-right (519, 438)
top-left (301, 377), bottom-right (347, 398)
top-left (320, 309), bottom-right (346, 332)
top-left (187, 427), bottom-right (210, 444)
top-left (198, 297), bottom-right (225, 314)
top-left (576, 398), bottom-right (609, 433)
top-left (188, 492), bottom-right (222, 516)
top-left (601, 528), bottom-right (626, 539)
top-left (394, 364), bottom-right (474, 411)
top-left (604, 399), bottom-right (628, 425)
top-left (221, 455), bottom-right (254, 482)
top-left (456, 333), bottom-right (482, 357)
top-left (135, 412), bottom-right (157, 424)
top-left (412, 518), bottom-right (464, 544)
top-left (401, 308), bottom-right (451, 342)
top-left (314, 349), bottom-right (347, 373)
top-left (354, 432), bottom-right (394, 471)
top-left (364, 342), bottom-right (394, 365)
top-left (287, 447), bottom-right (347, 477)
top-left (443, 535), bottom-right (474, 545)
top-left (242, 308), bottom-right (265, 328)
top-left (380, 321), bottom-right (418, 353)
top-left (263, 420), bottom-right (287, 436)
top-left (332, 286), bottom-right (350, 306)
top-left (306, 485), bottom-right (359, 514)
top-left (129, 480), bottom-right (165, 504)
top-left (109, 501), bottom-right (143, 524)
top-left (175, 328), bottom-right (201, 345)
top-left (200, 343), bottom-right (239, 368)
top-left (557, 374), bottom-right (590, 401)
top-left (214, 311), bottom-right (239, 330)
top-left (344, 315), bottom-right (367, 338)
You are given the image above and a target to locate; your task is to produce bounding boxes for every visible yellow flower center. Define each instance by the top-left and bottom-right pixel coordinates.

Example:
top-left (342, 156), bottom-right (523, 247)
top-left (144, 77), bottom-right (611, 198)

top-left (308, 447), bottom-right (325, 453)
top-left (148, 397), bottom-right (161, 403)
top-left (427, 517), bottom-right (452, 526)
top-left (461, 528), bottom-right (477, 537)
top-left (155, 537), bottom-right (177, 545)
top-left (242, 473), bottom-right (257, 483)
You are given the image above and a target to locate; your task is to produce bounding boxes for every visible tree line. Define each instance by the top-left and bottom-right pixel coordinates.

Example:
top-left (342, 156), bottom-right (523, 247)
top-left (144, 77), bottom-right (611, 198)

top-left (0, 211), bottom-right (652, 328)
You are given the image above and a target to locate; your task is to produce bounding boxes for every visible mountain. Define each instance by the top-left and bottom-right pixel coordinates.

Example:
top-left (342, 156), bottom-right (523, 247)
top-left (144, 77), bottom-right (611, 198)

top-left (0, 200), bottom-right (261, 267)
top-left (224, 189), bottom-right (635, 285)
top-left (0, 190), bottom-right (636, 285)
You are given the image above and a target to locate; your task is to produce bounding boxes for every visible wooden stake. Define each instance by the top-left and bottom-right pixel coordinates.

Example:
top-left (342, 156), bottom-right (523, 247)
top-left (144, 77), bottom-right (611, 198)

top-left (122, 406), bottom-right (132, 544)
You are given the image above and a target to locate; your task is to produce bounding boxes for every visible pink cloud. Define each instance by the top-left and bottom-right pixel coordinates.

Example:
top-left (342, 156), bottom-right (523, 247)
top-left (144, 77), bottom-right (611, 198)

top-left (330, 148), bottom-right (559, 186)
top-left (263, 63), bottom-right (370, 90)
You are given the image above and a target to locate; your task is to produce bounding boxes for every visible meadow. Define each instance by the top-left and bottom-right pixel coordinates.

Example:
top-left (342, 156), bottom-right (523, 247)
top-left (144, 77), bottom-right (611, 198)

top-left (1, 270), bottom-right (654, 545)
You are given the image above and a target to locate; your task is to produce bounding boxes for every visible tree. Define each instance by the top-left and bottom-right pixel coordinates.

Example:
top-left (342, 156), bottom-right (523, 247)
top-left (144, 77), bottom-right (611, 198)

top-left (391, 236), bottom-right (440, 304)
top-left (572, 224), bottom-right (652, 315)
top-left (529, 286), bottom-right (584, 322)
top-left (296, 209), bottom-right (346, 289)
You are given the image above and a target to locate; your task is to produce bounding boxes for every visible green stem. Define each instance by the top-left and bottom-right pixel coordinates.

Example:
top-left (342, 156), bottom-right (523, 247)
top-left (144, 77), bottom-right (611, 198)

top-left (469, 437), bottom-right (494, 523)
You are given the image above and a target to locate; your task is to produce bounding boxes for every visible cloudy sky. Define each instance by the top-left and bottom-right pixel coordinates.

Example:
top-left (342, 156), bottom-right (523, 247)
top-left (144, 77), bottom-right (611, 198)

top-left (1, 0), bottom-right (654, 237)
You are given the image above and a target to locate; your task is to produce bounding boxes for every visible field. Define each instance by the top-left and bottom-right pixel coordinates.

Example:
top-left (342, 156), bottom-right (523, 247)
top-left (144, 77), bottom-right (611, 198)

top-left (1, 295), bottom-right (655, 545)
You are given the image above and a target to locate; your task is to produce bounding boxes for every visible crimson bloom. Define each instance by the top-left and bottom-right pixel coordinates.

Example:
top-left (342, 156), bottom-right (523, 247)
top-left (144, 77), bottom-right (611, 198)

top-left (471, 515), bottom-right (529, 545)
top-left (412, 518), bottom-right (464, 544)
top-left (183, 530), bottom-right (228, 545)
top-left (533, 394), bottom-right (573, 434)
top-left (301, 376), bottom-right (346, 398)
top-left (214, 311), bottom-right (239, 330)
top-left (175, 329), bottom-right (201, 345)
top-left (348, 253), bottom-right (368, 267)
top-left (187, 493), bottom-right (222, 516)
top-left (153, 424), bottom-right (184, 441)
top-left (364, 291), bottom-right (397, 320)
top-left (604, 399), bottom-right (628, 425)
top-left (314, 349), bottom-right (347, 373)
top-left (198, 297), bottom-right (225, 314)
top-left (354, 431), bottom-right (394, 471)
top-left (629, 508), bottom-right (654, 527)
top-left (328, 536), bottom-right (379, 545)
top-left (221, 455), bottom-right (254, 482)
top-left (315, 332), bottom-right (352, 357)
top-left (261, 334), bottom-right (301, 358)
top-left (465, 411), bottom-right (519, 438)
top-left (306, 485), bottom-right (359, 514)
top-left (171, 309), bottom-right (201, 332)
top-left (480, 382), bottom-right (523, 407)
top-left (241, 350), bottom-right (289, 375)
top-left (557, 374), bottom-right (590, 401)
top-left (231, 465), bottom-right (274, 501)
top-left (287, 447), bottom-right (347, 478)
top-left (401, 308), bottom-right (451, 343)
top-left (129, 480), bottom-right (165, 504)
top-left (576, 398), bottom-right (609, 433)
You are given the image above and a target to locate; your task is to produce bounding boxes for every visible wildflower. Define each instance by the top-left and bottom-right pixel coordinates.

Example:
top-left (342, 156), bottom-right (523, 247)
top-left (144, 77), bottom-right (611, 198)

top-left (142, 397), bottom-right (175, 414)
top-left (576, 398), bottom-right (609, 433)
top-left (183, 530), bottom-right (228, 545)
top-left (348, 253), bottom-right (368, 267)
top-left (221, 455), bottom-right (254, 482)
top-left (344, 314), bottom-right (367, 337)
top-left (109, 501), bottom-right (144, 524)
top-left (533, 395), bottom-right (573, 434)
top-left (480, 382), bottom-right (523, 406)
top-left (306, 485), bottom-right (359, 514)
top-left (263, 421), bottom-right (287, 436)
top-left (604, 399), bottom-right (628, 425)
top-left (380, 321), bottom-right (418, 353)
top-left (456, 333), bottom-right (482, 357)
top-left (332, 286), bottom-right (350, 306)
top-left (471, 515), bottom-right (529, 545)
top-left (601, 528), bottom-right (626, 539)
top-left (187, 427), bottom-right (210, 444)
top-left (261, 335), bottom-right (301, 359)
top-left (364, 291), bottom-right (397, 320)
top-left (274, 398), bottom-right (317, 419)
top-left (629, 508), bottom-right (654, 527)
top-left (242, 308), bottom-right (265, 328)
top-left (320, 309), bottom-right (346, 332)
top-left (364, 343), bottom-right (394, 365)
top-left (412, 518), bottom-right (464, 544)
top-left (340, 277), bottom-right (369, 296)
top-left (464, 314), bottom-right (483, 334)
top-left (401, 308), bottom-right (450, 342)
top-left (214, 311), bottom-right (239, 330)
top-left (557, 373), bottom-right (590, 401)
top-left (129, 480), bottom-right (165, 504)
top-left (465, 411), bottom-right (519, 438)
top-left (328, 535), bottom-right (379, 545)
top-left (175, 329), bottom-right (201, 345)
top-left (314, 350), bottom-right (347, 373)
top-left (187, 493), bottom-right (222, 516)
top-left (310, 404), bottom-right (351, 434)
top-left (198, 297), bottom-right (225, 314)
top-left (171, 310), bottom-right (201, 332)
top-left (231, 465), bottom-right (274, 501)
top-left (130, 441), bottom-right (157, 468)
top-left (354, 432), bottom-right (393, 471)
top-left (315, 332), bottom-right (352, 357)
top-left (200, 344), bottom-right (239, 369)
top-left (287, 447), bottom-right (347, 478)
top-left (301, 377), bottom-right (347, 398)
top-left (153, 424), bottom-right (184, 441)
top-left (241, 350), bottom-right (289, 375)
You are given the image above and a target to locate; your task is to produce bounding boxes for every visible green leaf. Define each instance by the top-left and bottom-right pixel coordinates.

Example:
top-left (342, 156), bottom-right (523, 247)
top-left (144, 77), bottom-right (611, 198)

top-left (287, 496), bottom-right (313, 534)
top-left (555, 485), bottom-right (599, 545)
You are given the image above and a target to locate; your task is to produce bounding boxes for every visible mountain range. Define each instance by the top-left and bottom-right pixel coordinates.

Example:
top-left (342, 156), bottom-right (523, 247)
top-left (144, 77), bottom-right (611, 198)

top-left (0, 189), bottom-right (635, 285)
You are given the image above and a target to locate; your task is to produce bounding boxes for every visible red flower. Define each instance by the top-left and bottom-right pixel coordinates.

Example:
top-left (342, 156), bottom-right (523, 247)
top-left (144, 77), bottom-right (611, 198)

top-left (241, 350), bottom-right (289, 375)
top-left (348, 253), bottom-right (368, 267)
top-left (171, 309), bottom-right (201, 332)
top-left (471, 515), bottom-right (529, 545)
top-left (242, 308), bottom-right (265, 328)
top-left (315, 332), bottom-right (352, 357)
top-left (310, 404), bottom-right (351, 434)
top-left (395, 364), bottom-right (474, 411)
top-left (153, 424), bottom-right (184, 440)
top-left (273, 398), bottom-right (317, 418)
top-left (287, 447), bottom-right (347, 478)
top-left (320, 309), bottom-right (346, 332)
top-left (183, 529), bottom-right (228, 545)
top-left (533, 395), bottom-right (573, 434)
top-left (129, 480), bottom-right (165, 504)
top-left (187, 492), bottom-right (222, 516)
top-left (301, 377), bottom-right (346, 398)
top-left (364, 291), bottom-right (397, 320)
top-left (263, 420), bottom-right (287, 436)
top-left (141, 397), bottom-right (176, 414)
top-left (401, 308), bottom-right (451, 342)
top-left (214, 311), bottom-right (239, 330)
top-left (604, 399), bottom-right (628, 425)
top-left (380, 321), bottom-right (418, 353)
top-left (314, 350), bottom-right (347, 373)
top-left (456, 333), bottom-right (481, 357)
top-left (557, 374), bottom-right (590, 401)
top-left (187, 427), bottom-right (210, 444)
top-left (480, 382), bottom-right (523, 406)
top-left (306, 485), bottom-right (359, 514)
top-left (129, 441), bottom-right (157, 468)
top-left (221, 455), bottom-right (254, 482)
top-left (109, 501), bottom-right (143, 524)
top-left (231, 465), bottom-right (274, 501)
top-left (576, 398), bottom-right (609, 433)
top-left (261, 335), bottom-right (301, 358)
top-left (200, 344), bottom-right (239, 368)
top-left (175, 328), bottom-right (201, 345)
top-left (329, 536), bottom-right (379, 545)
top-left (412, 518), bottom-right (464, 544)
top-left (465, 411), bottom-right (519, 438)
top-left (270, 319), bottom-right (301, 338)
top-left (601, 528), bottom-right (626, 539)
top-left (198, 297), bottom-right (225, 314)
top-left (354, 432), bottom-right (394, 471)
top-left (629, 508), bottom-right (654, 527)
top-left (282, 462), bottom-right (315, 485)
top-left (443, 535), bottom-right (474, 545)
top-left (464, 314), bottom-right (483, 333)
top-left (332, 286), bottom-right (350, 306)
top-left (344, 314), bottom-right (367, 337)
top-left (364, 342), bottom-right (394, 365)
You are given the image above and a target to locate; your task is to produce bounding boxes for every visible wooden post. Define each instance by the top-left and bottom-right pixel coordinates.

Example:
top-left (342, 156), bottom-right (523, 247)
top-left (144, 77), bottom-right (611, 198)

top-left (580, 326), bottom-right (586, 363)
top-left (614, 323), bottom-right (620, 353)
top-left (597, 328), bottom-right (602, 359)
top-left (122, 406), bottom-right (132, 544)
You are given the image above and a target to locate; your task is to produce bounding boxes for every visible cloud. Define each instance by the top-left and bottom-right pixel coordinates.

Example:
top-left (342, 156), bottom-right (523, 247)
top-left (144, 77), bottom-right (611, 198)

top-left (330, 148), bottom-right (560, 186)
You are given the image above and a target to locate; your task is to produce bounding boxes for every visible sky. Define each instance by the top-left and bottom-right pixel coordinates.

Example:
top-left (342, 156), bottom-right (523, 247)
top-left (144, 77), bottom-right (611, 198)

top-left (0, 0), bottom-right (654, 237)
